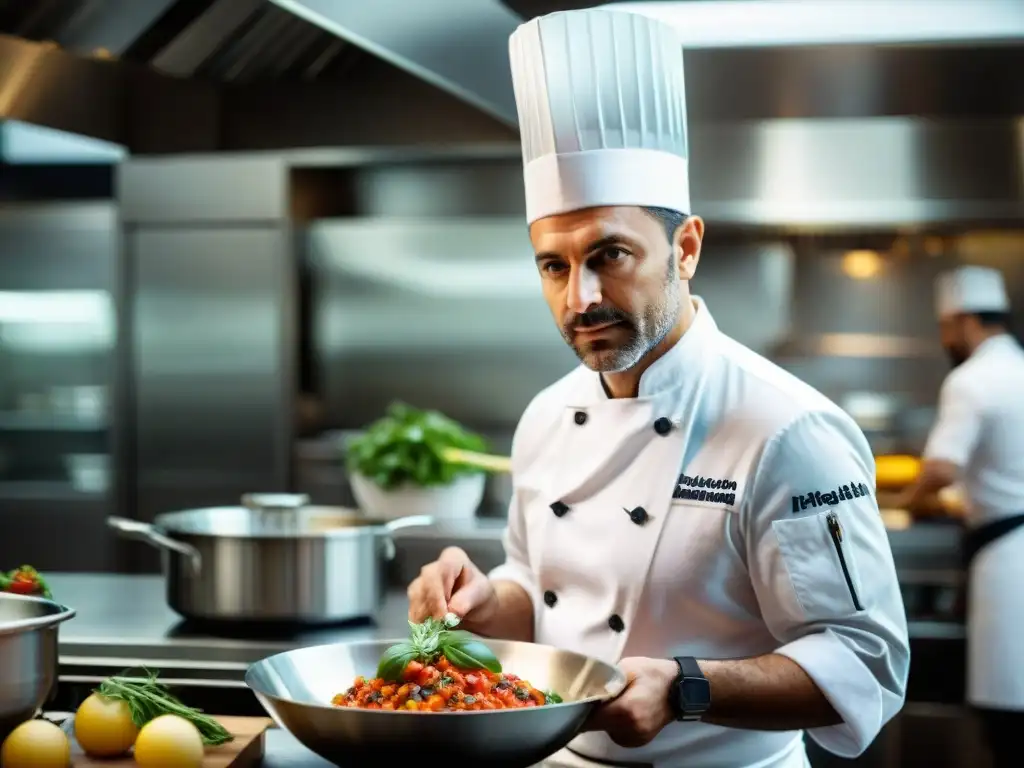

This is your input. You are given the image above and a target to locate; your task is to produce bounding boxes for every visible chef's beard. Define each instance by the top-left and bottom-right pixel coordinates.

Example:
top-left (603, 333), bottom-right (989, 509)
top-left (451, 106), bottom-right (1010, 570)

top-left (561, 261), bottom-right (681, 373)
top-left (945, 345), bottom-right (968, 369)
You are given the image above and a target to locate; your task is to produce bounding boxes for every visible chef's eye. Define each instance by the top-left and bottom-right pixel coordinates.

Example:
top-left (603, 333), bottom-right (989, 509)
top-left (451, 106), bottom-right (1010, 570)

top-left (589, 247), bottom-right (629, 269)
top-left (540, 260), bottom-right (567, 276)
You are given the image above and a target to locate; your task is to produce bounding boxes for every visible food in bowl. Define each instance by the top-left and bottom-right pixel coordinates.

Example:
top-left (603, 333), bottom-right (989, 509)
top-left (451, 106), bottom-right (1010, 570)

top-left (344, 403), bottom-right (489, 491)
top-left (332, 614), bottom-right (563, 712)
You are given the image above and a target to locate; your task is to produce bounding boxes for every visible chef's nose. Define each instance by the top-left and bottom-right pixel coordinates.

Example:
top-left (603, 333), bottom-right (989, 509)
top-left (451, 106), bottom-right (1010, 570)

top-left (567, 266), bottom-right (602, 314)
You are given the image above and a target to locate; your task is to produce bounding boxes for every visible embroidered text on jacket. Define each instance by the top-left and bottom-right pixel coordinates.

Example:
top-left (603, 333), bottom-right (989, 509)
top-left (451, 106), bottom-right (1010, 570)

top-left (673, 474), bottom-right (738, 506)
top-left (791, 482), bottom-right (871, 513)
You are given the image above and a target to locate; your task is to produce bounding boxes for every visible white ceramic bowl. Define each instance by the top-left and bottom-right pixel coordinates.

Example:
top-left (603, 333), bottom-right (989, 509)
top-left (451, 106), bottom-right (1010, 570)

top-left (349, 471), bottom-right (486, 521)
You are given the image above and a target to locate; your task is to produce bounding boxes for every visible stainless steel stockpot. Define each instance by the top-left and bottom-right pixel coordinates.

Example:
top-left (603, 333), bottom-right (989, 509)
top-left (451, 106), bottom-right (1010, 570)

top-left (108, 493), bottom-right (432, 625)
top-left (0, 593), bottom-right (76, 741)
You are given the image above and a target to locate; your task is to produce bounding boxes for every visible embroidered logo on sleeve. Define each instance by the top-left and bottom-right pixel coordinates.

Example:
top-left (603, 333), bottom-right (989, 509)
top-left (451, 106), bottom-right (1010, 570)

top-left (673, 474), bottom-right (738, 506)
top-left (791, 482), bottom-right (871, 513)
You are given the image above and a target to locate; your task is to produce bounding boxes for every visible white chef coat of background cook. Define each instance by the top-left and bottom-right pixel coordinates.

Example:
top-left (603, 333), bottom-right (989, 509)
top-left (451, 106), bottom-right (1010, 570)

top-left (923, 332), bottom-right (1024, 710)
top-left (490, 299), bottom-right (910, 768)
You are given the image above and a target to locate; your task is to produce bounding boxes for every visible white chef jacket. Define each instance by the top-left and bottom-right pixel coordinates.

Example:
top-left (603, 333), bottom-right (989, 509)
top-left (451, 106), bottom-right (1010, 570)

top-left (490, 297), bottom-right (910, 768)
top-left (922, 332), bottom-right (1024, 710)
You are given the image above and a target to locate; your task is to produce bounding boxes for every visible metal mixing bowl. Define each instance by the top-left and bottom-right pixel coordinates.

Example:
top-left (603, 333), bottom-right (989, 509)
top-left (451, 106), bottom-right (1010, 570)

top-left (246, 639), bottom-right (627, 768)
top-left (0, 593), bottom-right (76, 741)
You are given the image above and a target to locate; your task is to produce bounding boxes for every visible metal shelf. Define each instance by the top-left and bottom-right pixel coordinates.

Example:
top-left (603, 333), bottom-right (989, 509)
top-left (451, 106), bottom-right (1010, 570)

top-left (0, 481), bottom-right (106, 501)
top-left (0, 413), bottom-right (107, 431)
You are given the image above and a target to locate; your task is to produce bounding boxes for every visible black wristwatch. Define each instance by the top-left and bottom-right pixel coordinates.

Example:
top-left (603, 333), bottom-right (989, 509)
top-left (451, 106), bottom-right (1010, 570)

top-left (668, 656), bottom-right (710, 721)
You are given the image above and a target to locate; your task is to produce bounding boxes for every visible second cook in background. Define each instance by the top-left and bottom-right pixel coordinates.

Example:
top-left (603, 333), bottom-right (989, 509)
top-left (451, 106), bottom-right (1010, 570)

top-left (409, 8), bottom-right (909, 768)
top-left (898, 266), bottom-right (1024, 768)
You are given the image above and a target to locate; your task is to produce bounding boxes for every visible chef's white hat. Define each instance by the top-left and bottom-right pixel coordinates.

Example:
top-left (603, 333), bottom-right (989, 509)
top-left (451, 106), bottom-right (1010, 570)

top-left (935, 266), bottom-right (1010, 319)
top-left (509, 9), bottom-right (690, 225)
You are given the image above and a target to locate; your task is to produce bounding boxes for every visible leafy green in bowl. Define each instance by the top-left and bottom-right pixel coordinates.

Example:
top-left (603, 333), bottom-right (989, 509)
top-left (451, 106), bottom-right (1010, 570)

top-left (345, 402), bottom-right (489, 491)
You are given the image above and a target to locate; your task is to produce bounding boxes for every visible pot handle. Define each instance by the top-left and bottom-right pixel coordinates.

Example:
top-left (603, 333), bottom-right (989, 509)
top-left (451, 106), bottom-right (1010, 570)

top-left (384, 515), bottom-right (434, 533)
top-left (378, 515), bottom-right (434, 561)
top-left (107, 517), bottom-right (202, 576)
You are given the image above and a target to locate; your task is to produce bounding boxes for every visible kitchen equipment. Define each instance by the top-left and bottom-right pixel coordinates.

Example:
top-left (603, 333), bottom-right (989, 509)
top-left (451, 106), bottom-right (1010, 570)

top-left (350, 470), bottom-right (486, 522)
top-left (245, 639), bottom-right (627, 768)
top-left (0, 594), bottom-right (76, 742)
top-left (64, 453), bottom-right (109, 493)
top-left (62, 715), bottom-right (272, 767)
top-left (107, 494), bottom-right (433, 624)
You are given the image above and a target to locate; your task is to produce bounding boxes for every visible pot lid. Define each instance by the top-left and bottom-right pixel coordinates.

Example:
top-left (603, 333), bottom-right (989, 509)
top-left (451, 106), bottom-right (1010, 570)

top-left (152, 494), bottom-right (433, 539)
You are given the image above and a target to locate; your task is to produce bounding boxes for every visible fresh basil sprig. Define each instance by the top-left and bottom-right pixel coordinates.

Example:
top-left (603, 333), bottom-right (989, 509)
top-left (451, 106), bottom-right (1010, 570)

top-left (376, 614), bottom-right (502, 682)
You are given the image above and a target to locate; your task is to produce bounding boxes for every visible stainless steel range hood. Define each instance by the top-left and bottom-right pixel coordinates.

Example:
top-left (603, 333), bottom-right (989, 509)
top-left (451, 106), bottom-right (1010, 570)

top-left (3, 0), bottom-right (1023, 227)
top-left (0, 33), bottom-right (214, 152)
top-left (0, 0), bottom-right (517, 154)
top-left (269, 0), bottom-right (1024, 125)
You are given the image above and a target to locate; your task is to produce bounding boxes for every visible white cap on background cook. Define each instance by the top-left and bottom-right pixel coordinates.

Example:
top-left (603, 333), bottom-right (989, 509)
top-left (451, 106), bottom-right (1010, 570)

top-left (934, 266), bottom-right (1010, 319)
top-left (508, 9), bottom-right (690, 225)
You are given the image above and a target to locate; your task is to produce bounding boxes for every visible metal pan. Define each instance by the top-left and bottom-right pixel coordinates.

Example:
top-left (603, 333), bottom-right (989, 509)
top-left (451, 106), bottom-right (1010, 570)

top-left (108, 493), bottom-right (433, 625)
top-left (245, 639), bottom-right (627, 768)
top-left (0, 593), bottom-right (76, 741)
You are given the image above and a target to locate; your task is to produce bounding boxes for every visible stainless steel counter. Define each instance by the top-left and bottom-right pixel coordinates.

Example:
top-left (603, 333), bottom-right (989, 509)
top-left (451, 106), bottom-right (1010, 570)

top-left (49, 573), bottom-right (412, 686)
top-left (49, 567), bottom-right (962, 688)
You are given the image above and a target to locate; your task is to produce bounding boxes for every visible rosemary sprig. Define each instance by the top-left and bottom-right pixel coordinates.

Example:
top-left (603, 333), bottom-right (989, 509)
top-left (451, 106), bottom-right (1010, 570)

top-left (96, 668), bottom-right (233, 746)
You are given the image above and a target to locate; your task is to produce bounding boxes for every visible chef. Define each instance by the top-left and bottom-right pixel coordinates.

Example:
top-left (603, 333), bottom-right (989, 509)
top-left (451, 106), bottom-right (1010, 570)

top-left (896, 266), bottom-right (1024, 768)
top-left (407, 8), bottom-right (909, 767)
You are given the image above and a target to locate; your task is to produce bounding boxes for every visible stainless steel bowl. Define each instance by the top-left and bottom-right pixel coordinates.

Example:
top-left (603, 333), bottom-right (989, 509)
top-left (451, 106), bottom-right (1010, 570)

top-left (0, 593), bottom-right (76, 741)
top-left (245, 639), bottom-right (627, 768)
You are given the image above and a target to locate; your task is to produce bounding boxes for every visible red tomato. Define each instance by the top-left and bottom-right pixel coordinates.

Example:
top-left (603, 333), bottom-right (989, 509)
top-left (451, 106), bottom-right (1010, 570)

top-left (403, 661), bottom-right (423, 681)
top-left (6, 579), bottom-right (37, 595)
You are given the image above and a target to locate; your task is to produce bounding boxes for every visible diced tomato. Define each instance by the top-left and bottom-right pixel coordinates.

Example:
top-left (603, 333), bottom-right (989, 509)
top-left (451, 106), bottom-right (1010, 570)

top-left (464, 674), bottom-right (487, 694)
top-left (6, 579), bottom-right (37, 595)
top-left (403, 661), bottom-right (423, 680)
top-left (338, 656), bottom-right (562, 713)
top-left (417, 665), bottom-right (440, 687)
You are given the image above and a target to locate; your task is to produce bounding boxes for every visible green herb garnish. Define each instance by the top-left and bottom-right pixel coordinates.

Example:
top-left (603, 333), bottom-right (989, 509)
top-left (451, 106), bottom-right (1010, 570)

top-left (96, 668), bottom-right (233, 746)
top-left (345, 402), bottom-right (489, 490)
top-left (376, 614), bottom-right (503, 682)
top-left (544, 690), bottom-right (564, 704)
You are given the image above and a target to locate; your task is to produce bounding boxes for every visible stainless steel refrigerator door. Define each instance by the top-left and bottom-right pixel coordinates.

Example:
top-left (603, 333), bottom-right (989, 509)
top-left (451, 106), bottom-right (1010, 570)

top-left (130, 227), bottom-right (293, 568)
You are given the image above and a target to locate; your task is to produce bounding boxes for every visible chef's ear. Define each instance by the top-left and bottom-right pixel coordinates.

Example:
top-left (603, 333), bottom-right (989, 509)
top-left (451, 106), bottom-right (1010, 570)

top-left (675, 215), bottom-right (704, 280)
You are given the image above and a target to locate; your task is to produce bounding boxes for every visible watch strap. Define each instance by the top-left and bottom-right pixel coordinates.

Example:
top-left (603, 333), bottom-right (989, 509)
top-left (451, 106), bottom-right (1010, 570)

top-left (671, 655), bottom-right (710, 721)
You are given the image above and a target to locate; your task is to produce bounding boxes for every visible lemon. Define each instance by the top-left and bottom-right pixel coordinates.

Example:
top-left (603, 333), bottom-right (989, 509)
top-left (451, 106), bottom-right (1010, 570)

top-left (1, 719), bottom-right (70, 768)
top-left (133, 714), bottom-right (205, 768)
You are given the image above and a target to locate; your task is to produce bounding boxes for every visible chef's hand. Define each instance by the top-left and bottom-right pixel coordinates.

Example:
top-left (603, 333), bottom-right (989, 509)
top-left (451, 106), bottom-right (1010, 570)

top-left (407, 546), bottom-right (497, 628)
top-left (583, 657), bottom-right (679, 748)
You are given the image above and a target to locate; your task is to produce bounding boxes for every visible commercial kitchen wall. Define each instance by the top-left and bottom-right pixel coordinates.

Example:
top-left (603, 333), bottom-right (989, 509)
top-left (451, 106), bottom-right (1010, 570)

top-left (303, 160), bottom-right (1024, 464)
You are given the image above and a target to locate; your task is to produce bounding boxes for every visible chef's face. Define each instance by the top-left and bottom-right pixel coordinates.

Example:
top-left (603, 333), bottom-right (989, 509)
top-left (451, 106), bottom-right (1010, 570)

top-left (939, 314), bottom-right (970, 368)
top-left (530, 206), bottom-right (703, 372)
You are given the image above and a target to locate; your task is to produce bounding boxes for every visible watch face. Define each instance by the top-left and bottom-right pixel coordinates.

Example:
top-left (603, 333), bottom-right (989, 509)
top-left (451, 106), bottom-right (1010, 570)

top-left (681, 677), bottom-right (711, 711)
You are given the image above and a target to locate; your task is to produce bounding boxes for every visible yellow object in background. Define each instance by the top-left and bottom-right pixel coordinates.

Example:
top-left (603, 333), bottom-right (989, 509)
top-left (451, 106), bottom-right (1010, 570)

top-left (440, 447), bottom-right (512, 474)
top-left (874, 454), bottom-right (921, 489)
